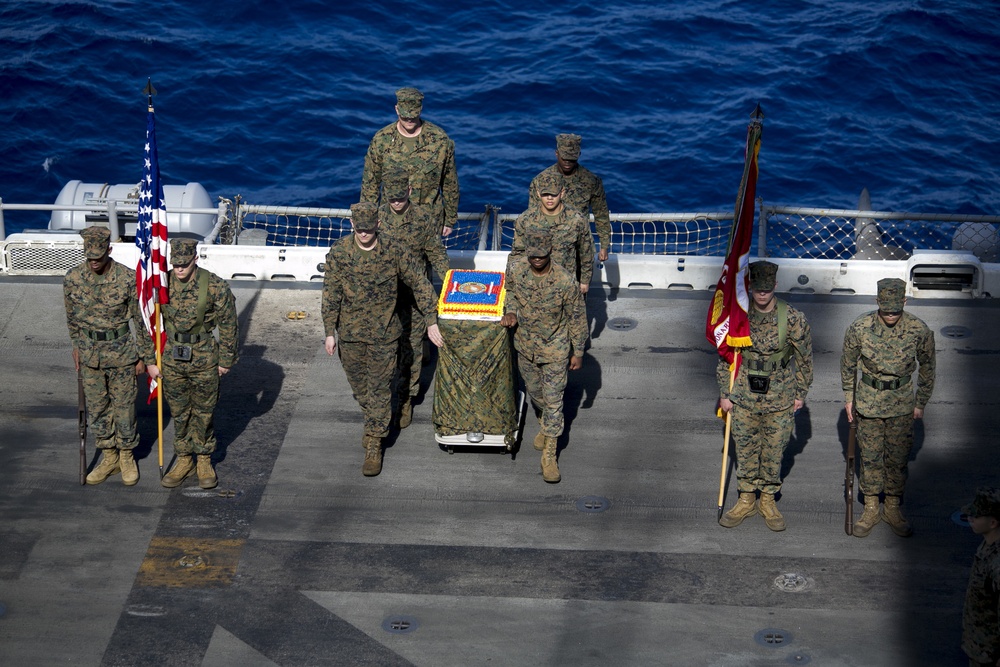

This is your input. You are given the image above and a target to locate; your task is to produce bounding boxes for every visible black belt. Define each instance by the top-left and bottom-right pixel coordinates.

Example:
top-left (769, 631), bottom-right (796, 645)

top-left (83, 323), bottom-right (130, 341)
top-left (171, 332), bottom-right (209, 344)
top-left (860, 372), bottom-right (910, 391)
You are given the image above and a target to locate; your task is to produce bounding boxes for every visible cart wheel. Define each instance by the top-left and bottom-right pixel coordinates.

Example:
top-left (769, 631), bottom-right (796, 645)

top-left (447, 446), bottom-right (454, 455)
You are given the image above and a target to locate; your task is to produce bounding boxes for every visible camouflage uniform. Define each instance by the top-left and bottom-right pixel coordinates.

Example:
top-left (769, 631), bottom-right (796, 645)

top-left (159, 242), bottom-right (239, 458)
top-left (529, 134), bottom-right (611, 255)
top-left (717, 265), bottom-right (813, 497)
top-left (378, 173), bottom-right (450, 403)
top-left (504, 248), bottom-right (589, 441)
top-left (360, 87), bottom-right (460, 231)
top-left (63, 227), bottom-right (153, 459)
top-left (508, 172), bottom-right (595, 286)
top-left (840, 280), bottom-right (935, 499)
top-left (321, 204), bottom-right (440, 441)
top-left (962, 488), bottom-right (1000, 666)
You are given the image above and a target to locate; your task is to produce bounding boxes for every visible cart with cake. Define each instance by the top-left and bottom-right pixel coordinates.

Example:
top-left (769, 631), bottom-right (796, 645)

top-left (432, 269), bottom-right (527, 453)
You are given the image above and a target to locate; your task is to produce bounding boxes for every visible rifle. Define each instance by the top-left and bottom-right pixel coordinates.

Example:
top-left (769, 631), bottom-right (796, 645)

top-left (844, 399), bottom-right (857, 535)
top-left (77, 370), bottom-right (87, 485)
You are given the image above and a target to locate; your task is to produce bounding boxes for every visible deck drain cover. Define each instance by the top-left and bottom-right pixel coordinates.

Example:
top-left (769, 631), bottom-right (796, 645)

top-left (575, 495), bottom-right (611, 513)
top-left (382, 615), bottom-right (419, 634)
top-left (607, 317), bottom-right (637, 331)
top-left (754, 628), bottom-right (792, 647)
top-left (940, 325), bottom-right (972, 339)
top-left (774, 572), bottom-right (811, 592)
top-left (952, 509), bottom-right (970, 527)
top-left (786, 654), bottom-right (811, 665)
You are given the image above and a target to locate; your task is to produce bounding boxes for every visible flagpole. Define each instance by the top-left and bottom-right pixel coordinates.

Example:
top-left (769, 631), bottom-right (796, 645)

top-left (708, 104), bottom-right (763, 520)
top-left (155, 301), bottom-right (164, 479)
top-left (717, 355), bottom-right (738, 518)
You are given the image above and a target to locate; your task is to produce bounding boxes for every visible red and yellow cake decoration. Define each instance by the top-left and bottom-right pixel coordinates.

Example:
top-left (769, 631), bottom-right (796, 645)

top-left (438, 269), bottom-right (506, 321)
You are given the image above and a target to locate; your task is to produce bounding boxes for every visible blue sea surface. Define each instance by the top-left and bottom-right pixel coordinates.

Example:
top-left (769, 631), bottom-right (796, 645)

top-left (1, 0), bottom-right (998, 238)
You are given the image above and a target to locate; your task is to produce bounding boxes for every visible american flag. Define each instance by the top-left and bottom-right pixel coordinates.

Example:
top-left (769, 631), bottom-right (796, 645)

top-left (135, 107), bottom-right (169, 399)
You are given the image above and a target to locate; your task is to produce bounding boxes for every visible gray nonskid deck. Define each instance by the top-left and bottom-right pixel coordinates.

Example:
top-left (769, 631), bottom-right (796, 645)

top-left (0, 278), bottom-right (995, 666)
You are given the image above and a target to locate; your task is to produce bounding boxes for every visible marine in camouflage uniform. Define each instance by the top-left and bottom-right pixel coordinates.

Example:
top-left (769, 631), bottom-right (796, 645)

top-left (717, 261), bottom-right (813, 531)
top-left (841, 277), bottom-right (936, 537)
top-left (529, 133), bottom-right (612, 261)
top-left (961, 487), bottom-right (1000, 667)
top-left (64, 226), bottom-right (154, 486)
top-left (508, 171), bottom-right (595, 293)
top-left (501, 230), bottom-right (589, 483)
top-left (378, 170), bottom-right (450, 428)
top-left (148, 238), bottom-right (239, 490)
top-left (322, 202), bottom-right (443, 477)
top-left (360, 87), bottom-right (460, 235)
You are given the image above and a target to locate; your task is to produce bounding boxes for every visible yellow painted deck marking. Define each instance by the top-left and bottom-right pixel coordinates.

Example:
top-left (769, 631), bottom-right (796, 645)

top-left (136, 537), bottom-right (244, 588)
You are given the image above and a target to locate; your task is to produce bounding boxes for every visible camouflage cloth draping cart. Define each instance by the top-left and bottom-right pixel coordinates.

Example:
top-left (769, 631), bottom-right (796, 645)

top-left (433, 318), bottom-right (525, 453)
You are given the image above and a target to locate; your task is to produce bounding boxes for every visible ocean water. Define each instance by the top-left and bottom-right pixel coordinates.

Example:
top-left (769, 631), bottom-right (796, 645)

top-left (1, 0), bottom-right (998, 238)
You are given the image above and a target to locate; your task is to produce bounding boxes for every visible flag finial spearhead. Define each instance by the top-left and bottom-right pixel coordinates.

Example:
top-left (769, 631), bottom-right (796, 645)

top-left (751, 103), bottom-right (764, 122)
top-left (144, 78), bottom-right (157, 112)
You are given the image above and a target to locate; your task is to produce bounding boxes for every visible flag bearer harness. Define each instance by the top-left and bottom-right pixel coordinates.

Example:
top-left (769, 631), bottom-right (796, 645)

top-left (745, 300), bottom-right (793, 394)
top-left (165, 268), bottom-right (212, 362)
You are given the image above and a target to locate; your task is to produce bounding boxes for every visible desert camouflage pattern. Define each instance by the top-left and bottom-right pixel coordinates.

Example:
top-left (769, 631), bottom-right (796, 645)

top-left (508, 206), bottom-right (595, 285)
top-left (841, 311), bottom-right (936, 416)
top-left (160, 267), bottom-right (239, 455)
top-left (963, 538), bottom-right (1000, 664)
top-left (717, 300), bottom-right (813, 494)
top-left (64, 259), bottom-right (153, 451)
top-left (360, 120), bottom-right (460, 229)
top-left (433, 320), bottom-right (517, 439)
top-left (529, 163), bottom-right (611, 251)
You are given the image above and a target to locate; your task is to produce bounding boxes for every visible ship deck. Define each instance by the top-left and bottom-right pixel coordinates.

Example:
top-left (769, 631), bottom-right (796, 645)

top-left (0, 277), bottom-right (996, 666)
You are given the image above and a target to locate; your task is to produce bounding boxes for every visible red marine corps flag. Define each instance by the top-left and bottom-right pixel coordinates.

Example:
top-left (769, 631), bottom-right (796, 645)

top-left (706, 105), bottom-right (762, 378)
top-left (708, 104), bottom-right (763, 518)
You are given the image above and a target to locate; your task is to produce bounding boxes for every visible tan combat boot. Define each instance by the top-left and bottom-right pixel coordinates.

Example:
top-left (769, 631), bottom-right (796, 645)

top-left (86, 448), bottom-right (121, 485)
top-left (533, 431), bottom-right (545, 451)
top-left (540, 436), bottom-right (560, 483)
top-left (197, 455), bottom-right (218, 490)
top-left (161, 454), bottom-right (195, 488)
top-left (853, 496), bottom-right (881, 537)
top-left (119, 449), bottom-right (139, 486)
top-left (882, 496), bottom-right (913, 537)
top-left (398, 396), bottom-right (413, 429)
top-left (719, 492), bottom-right (758, 528)
top-left (757, 493), bottom-right (786, 531)
top-left (362, 435), bottom-right (383, 477)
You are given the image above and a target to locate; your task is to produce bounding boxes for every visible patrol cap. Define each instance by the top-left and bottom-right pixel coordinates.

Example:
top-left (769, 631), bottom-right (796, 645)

top-left (524, 229), bottom-right (552, 257)
top-left (80, 226), bottom-right (111, 259)
top-left (556, 133), bottom-right (581, 160)
top-left (535, 171), bottom-right (565, 196)
top-left (395, 87), bottom-right (423, 117)
top-left (169, 238), bottom-right (198, 266)
top-left (350, 201), bottom-right (379, 232)
top-left (748, 260), bottom-right (778, 291)
top-left (962, 487), bottom-right (1000, 520)
top-left (877, 278), bottom-right (906, 311)
top-left (382, 170), bottom-right (410, 200)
